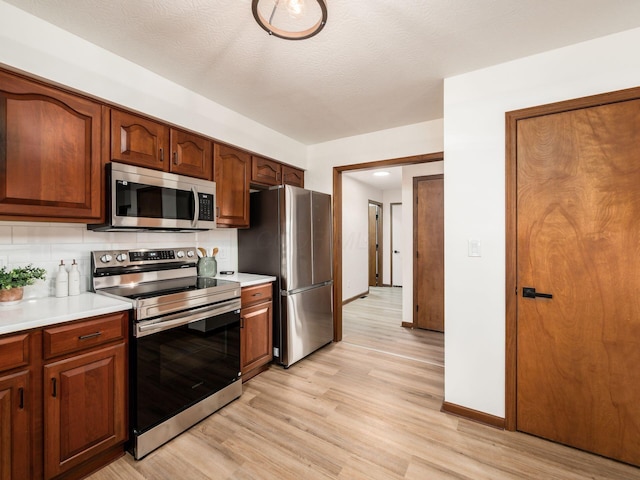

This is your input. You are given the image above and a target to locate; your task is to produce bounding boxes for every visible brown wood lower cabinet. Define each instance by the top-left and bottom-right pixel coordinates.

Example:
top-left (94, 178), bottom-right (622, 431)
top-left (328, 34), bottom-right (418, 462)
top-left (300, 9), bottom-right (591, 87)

top-left (44, 343), bottom-right (126, 479)
top-left (0, 311), bottom-right (128, 480)
top-left (0, 370), bottom-right (31, 480)
top-left (240, 283), bottom-right (273, 382)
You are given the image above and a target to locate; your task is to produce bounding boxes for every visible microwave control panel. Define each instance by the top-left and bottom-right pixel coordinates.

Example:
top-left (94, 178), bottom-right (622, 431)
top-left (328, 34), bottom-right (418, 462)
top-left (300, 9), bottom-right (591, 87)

top-left (198, 193), bottom-right (215, 221)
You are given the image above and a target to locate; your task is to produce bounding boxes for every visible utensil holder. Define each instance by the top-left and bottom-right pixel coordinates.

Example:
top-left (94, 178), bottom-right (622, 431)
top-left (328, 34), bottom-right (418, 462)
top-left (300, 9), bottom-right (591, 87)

top-left (197, 257), bottom-right (217, 277)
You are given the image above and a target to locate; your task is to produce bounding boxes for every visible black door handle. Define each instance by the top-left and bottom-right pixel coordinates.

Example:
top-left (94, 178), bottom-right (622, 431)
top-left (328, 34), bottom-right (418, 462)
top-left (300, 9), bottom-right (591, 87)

top-left (522, 287), bottom-right (553, 299)
top-left (393, 250), bottom-right (400, 253)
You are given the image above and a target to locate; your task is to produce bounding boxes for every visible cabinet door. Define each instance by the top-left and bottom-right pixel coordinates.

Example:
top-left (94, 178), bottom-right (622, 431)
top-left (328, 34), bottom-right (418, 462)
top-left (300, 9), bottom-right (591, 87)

top-left (170, 129), bottom-right (212, 180)
top-left (281, 165), bottom-right (304, 188)
top-left (43, 343), bottom-right (126, 479)
top-left (251, 156), bottom-right (281, 186)
top-left (240, 301), bottom-right (273, 377)
top-left (214, 143), bottom-right (250, 228)
top-left (0, 71), bottom-right (103, 221)
top-left (110, 109), bottom-right (169, 170)
top-left (0, 370), bottom-right (30, 480)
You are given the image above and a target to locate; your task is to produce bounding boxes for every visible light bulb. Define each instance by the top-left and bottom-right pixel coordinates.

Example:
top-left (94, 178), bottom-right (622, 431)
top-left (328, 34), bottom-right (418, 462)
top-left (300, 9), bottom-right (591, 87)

top-left (286, 0), bottom-right (305, 18)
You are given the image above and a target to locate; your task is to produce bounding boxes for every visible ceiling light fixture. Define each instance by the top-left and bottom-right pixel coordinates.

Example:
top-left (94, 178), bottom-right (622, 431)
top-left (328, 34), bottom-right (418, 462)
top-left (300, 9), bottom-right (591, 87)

top-left (252, 0), bottom-right (327, 40)
top-left (373, 171), bottom-right (390, 177)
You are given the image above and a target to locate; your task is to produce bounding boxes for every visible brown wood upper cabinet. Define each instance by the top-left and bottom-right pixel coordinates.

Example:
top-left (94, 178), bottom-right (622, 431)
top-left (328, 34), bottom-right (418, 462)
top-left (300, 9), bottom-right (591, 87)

top-left (0, 70), bottom-right (103, 222)
top-left (281, 164), bottom-right (304, 188)
top-left (214, 143), bottom-right (250, 228)
top-left (111, 110), bottom-right (212, 179)
top-left (251, 156), bottom-right (281, 186)
top-left (251, 155), bottom-right (304, 188)
top-left (170, 129), bottom-right (213, 180)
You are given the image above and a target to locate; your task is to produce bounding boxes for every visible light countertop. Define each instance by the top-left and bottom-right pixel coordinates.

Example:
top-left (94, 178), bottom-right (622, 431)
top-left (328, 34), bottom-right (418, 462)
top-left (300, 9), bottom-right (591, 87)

top-left (214, 272), bottom-right (276, 287)
top-left (0, 293), bottom-right (132, 336)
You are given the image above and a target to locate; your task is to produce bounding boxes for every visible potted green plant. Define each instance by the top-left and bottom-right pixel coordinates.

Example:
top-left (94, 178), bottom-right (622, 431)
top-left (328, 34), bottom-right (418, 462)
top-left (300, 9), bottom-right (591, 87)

top-left (0, 264), bottom-right (47, 304)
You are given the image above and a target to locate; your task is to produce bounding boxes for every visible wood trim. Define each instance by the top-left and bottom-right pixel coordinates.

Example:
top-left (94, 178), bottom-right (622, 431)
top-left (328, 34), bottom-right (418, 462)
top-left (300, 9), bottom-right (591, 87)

top-left (332, 152), bottom-right (444, 343)
top-left (342, 290), bottom-right (370, 306)
top-left (401, 322), bottom-right (414, 329)
top-left (504, 86), bottom-right (640, 432)
top-left (333, 167), bottom-right (343, 342)
top-left (441, 401), bottom-right (505, 430)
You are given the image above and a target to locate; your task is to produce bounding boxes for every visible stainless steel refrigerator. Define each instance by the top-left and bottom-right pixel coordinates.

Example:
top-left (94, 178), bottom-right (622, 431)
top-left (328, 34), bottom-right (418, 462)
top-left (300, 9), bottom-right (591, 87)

top-left (238, 185), bottom-right (333, 367)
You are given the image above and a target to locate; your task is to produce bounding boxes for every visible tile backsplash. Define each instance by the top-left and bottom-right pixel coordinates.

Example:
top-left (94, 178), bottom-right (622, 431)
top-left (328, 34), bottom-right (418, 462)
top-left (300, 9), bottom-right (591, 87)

top-left (0, 221), bottom-right (238, 299)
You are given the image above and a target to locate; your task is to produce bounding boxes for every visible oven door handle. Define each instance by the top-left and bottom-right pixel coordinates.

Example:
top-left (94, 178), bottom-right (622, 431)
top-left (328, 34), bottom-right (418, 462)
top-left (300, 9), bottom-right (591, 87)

top-left (136, 300), bottom-right (240, 337)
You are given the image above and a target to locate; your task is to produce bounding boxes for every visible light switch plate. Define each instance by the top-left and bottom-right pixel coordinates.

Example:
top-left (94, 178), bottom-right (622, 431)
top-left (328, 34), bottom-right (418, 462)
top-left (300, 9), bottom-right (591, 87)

top-left (468, 239), bottom-right (482, 257)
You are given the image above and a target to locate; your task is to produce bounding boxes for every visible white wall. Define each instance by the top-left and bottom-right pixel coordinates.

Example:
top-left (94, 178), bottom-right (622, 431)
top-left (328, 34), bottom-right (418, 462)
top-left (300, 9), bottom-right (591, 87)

top-left (401, 162), bottom-right (444, 324)
top-left (341, 176), bottom-right (383, 300)
top-left (0, 221), bottom-right (237, 299)
top-left (0, 1), bottom-right (306, 166)
top-left (306, 119), bottom-right (444, 194)
top-left (444, 26), bottom-right (640, 418)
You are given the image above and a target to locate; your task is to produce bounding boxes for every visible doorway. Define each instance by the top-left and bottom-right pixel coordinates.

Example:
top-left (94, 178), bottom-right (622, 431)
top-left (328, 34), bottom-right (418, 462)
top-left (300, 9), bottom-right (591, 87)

top-left (390, 202), bottom-right (402, 287)
top-left (506, 88), bottom-right (640, 466)
top-left (332, 152), bottom-right (444, 341)
top-left (368, 201), bottom-right (383, 287)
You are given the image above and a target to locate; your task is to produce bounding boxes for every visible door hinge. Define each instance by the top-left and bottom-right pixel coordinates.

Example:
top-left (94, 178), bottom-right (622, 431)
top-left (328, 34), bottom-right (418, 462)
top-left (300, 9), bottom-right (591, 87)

top-left (416, 305), bottom-right (419, 312)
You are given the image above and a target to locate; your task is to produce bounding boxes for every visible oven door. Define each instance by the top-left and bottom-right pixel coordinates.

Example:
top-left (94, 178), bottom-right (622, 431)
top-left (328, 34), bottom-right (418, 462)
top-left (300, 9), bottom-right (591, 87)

top-left (130, 300), bottom-right (241, 436)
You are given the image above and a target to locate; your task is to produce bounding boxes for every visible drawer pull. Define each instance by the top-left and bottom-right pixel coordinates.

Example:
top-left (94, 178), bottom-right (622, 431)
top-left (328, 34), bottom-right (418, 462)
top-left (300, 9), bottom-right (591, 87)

top-left (78, 331), bottom-right (102, 341)
top-left (51, 378), bottom-right (57, 398)
top-left (240, 317), bottom-right (245, 329)
top-left (252, 292), bottom-right (263, 297)
top-left (18, 387), bottom-right (24, 409)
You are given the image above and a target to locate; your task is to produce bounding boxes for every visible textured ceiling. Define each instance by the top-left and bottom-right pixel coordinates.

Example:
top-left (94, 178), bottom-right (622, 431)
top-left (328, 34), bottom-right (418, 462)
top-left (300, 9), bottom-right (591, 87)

top-left (5, 0), bottom-right (640, 145)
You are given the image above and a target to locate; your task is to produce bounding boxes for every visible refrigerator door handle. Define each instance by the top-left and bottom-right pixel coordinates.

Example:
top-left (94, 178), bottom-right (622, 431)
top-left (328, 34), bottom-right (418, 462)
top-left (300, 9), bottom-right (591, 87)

top-left (282, 281), bottom-right (333, 296)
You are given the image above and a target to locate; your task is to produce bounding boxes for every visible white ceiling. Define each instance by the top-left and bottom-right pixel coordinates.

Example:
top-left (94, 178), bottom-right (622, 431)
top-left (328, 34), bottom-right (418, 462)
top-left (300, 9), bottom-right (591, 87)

top-left (5, 0), bottom-right (640, 145)
top-left (344, 167), bottom-right (403, 191)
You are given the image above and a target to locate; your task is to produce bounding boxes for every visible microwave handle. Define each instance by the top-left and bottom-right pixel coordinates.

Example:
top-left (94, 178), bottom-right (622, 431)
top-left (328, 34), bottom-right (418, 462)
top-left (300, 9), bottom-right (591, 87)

top-left (191, 187), bottom-right (199, 228)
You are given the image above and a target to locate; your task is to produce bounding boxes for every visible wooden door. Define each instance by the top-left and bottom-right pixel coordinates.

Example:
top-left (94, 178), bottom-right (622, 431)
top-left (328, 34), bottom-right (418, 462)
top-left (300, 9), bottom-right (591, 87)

top-left (368, 202), bottom-right (382, 287)
top-left (413, 176), bottom-right (444, 332)
top-left (110, 109), bottom-right (169, 170)
top-left (169, 129), bottom-right (212, 180)
top-left (0, 70), bottom-right (103, 221)
top-left (515, 98), bottom-right (640, 466)
top-left (43, 343), bottom-right (126, 479)
top-left (0, 370), bottom-right (30, 480)
top-left (214, 143), bottom-right (250, 228)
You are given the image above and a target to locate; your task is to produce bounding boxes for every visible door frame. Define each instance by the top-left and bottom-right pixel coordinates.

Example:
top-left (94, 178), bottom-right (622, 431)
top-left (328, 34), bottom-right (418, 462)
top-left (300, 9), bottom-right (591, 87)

top-left (332, 152), bottom-right (443, 342)
top-left (390, 202), bottom-right (402, 287)
top-left (368, 200), bottom-right (383, 287)
top-left (504, 86), bottom-right (640, 431)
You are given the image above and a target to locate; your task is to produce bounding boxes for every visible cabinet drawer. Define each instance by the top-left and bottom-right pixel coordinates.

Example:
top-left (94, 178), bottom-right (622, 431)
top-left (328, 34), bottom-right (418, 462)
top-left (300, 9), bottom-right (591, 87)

top-left (0, 333), bottom-right (30, 372)
top-left (43, 312), bottom-right (127, 359)
top-left (241, 283), bottom-right (273, 308)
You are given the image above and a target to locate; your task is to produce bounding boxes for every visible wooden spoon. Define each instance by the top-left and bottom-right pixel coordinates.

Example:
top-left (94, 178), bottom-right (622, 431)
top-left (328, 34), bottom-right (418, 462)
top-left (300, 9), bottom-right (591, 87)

top-left (197, 247), bottom-right (207, 258)
top-left (211, 247), bottom-right (219, 257)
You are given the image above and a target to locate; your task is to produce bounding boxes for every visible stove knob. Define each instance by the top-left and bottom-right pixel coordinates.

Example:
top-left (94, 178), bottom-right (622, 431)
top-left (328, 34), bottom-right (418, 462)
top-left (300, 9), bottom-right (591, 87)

top-left (186, 250), bottom-right (195, 258)
top-left (176, 251), bottom-right (185, 258)
top-left (116, 253), bottom-right (127, 262)
top-left (100, 254), bottom-right (113, 263)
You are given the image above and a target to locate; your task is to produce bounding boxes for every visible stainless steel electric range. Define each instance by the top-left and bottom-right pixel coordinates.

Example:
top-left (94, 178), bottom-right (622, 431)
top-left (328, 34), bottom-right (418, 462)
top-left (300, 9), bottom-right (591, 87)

top-left (91, 247), bottom-right (242, 460)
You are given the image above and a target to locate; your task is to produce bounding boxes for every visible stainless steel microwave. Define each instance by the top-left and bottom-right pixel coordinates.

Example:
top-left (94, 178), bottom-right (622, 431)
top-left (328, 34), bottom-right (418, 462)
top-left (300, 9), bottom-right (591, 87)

top-left (88, 162), bottom-right (216, 232)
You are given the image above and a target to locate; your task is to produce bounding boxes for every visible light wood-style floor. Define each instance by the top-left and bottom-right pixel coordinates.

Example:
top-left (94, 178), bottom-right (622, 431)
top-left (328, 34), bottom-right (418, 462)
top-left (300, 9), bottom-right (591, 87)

top-left (88, 287), bottom-right (640, 479)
